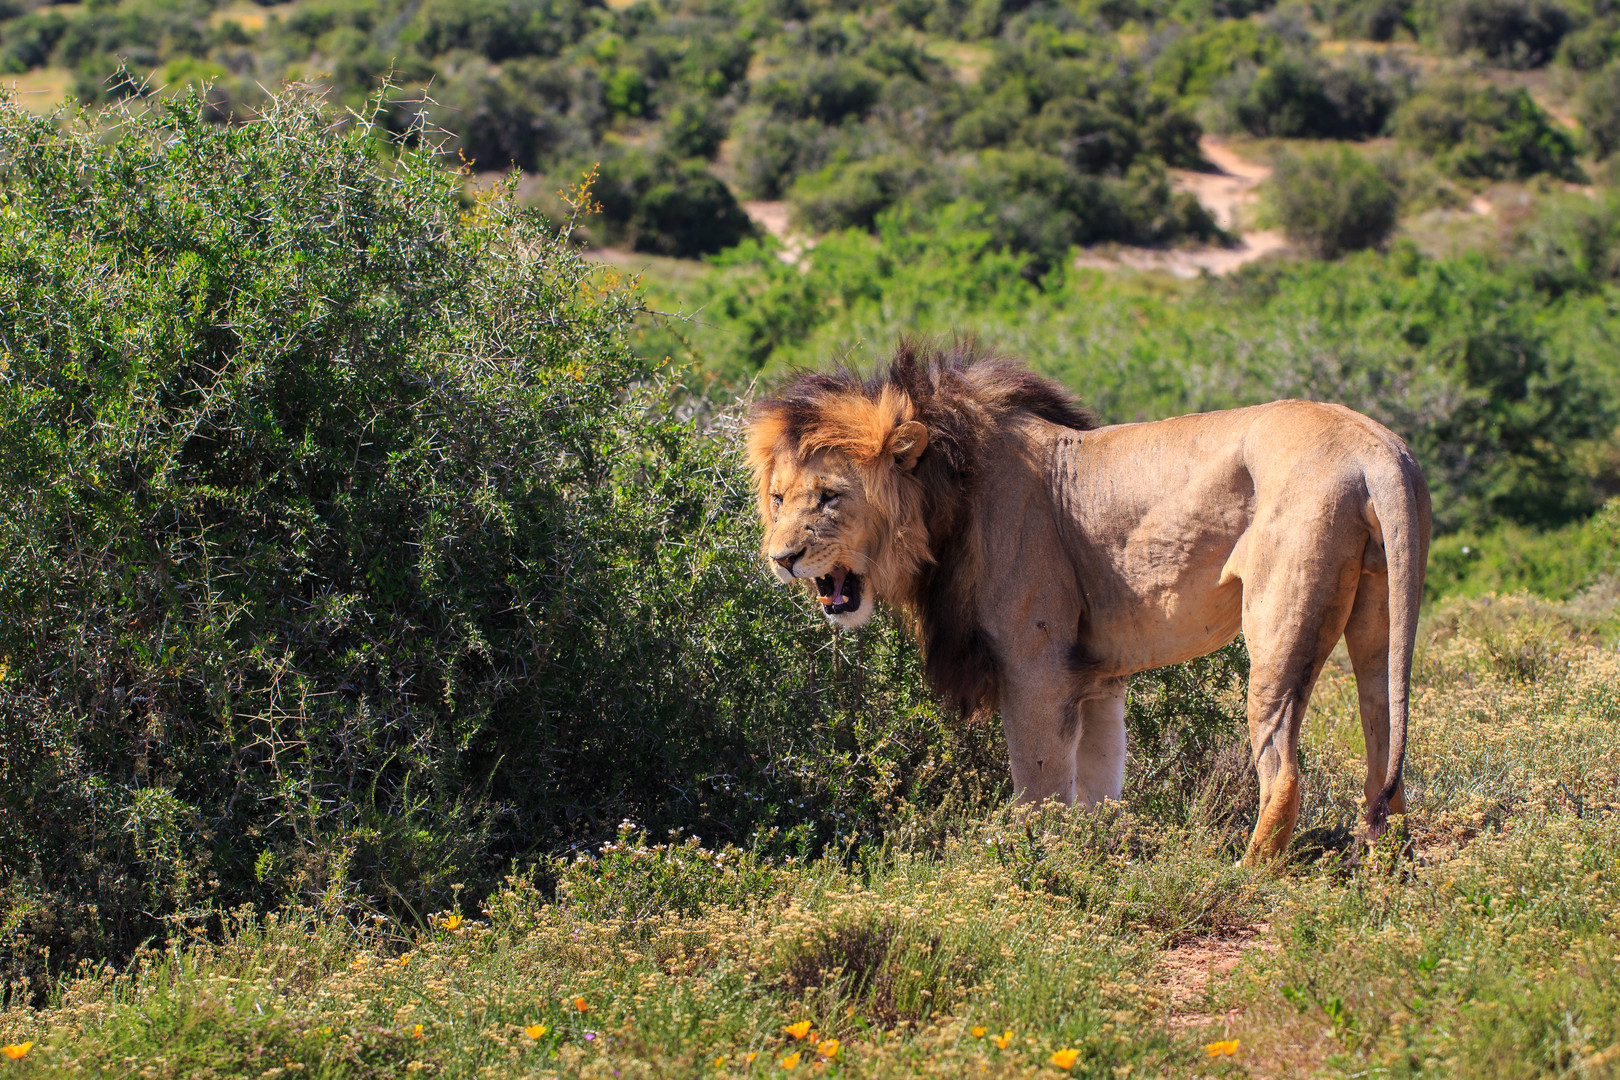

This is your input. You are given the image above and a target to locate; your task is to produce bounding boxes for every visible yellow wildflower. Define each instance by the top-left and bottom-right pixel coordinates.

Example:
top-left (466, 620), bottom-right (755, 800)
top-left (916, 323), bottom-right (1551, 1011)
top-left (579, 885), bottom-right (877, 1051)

top-left (524, 1024), bottom-right (548, 1039)
top-left (783, 1020), bottom-right (813, 1040)
top-left (743, 1052), bottom-right (757, 1064)
top-left (411, 1024), bottom-right (424, 1038)
top-left (994, 1031), bottom-right (1013, 1050)
top-left (1050, 1048), bottom-right (1079, 1069)
top-left (0, 1043), bottom-right (31, 1061)
top-left (1205, 1039), bottom-right (1239, 1057)
top-left (817, 1038), bottom-right (840, 1058)
top-left (780, 1052), bottom-right (801, 1069)
top-left (712, 1056), bottom-right (725, 1068)
top-left (442, 914), bottom-right (463, 931)
top-left (971, 1026), bottom-right (987, 1038)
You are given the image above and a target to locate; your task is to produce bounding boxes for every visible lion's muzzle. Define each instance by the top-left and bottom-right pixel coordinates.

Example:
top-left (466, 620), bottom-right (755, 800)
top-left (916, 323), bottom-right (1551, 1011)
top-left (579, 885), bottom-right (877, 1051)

top-left (814, 567), bottom-right (863, 615)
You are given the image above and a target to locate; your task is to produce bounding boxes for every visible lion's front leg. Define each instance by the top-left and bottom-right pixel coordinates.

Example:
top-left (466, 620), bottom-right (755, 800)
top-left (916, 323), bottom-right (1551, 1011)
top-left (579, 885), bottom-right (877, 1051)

top-left (1001, 666), bottom-right (1083, 805)
top-left (1074, 685), bottom-right (1126, 806)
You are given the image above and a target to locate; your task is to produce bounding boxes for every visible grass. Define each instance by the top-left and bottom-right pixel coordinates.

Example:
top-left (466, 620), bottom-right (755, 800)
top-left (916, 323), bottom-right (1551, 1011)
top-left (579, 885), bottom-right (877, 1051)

top-left (0, 70), bottom-right (72, 115)
top-left (2, 591), bottom-right (1618, 1077)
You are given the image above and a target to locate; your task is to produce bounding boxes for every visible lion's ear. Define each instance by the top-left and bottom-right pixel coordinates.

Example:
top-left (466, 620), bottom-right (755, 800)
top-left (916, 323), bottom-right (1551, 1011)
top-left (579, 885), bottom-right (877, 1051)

top-left (891, 420), bottom-right (928, 471)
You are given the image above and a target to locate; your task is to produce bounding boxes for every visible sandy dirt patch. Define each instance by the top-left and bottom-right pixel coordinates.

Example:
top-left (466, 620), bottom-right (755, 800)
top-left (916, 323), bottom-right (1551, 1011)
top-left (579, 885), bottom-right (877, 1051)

top-left (1075, 137), bottom-right (1289, 278)
top-left (742, 200), bottom-right (814, 264)
top-left (1158, 921), bottom-right (1276, 1030)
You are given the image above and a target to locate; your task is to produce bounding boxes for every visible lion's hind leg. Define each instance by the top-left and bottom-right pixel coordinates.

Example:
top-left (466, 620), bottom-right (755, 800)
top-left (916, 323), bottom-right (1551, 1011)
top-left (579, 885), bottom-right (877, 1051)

top-left (1238, 545), bottom-right (1363, 864)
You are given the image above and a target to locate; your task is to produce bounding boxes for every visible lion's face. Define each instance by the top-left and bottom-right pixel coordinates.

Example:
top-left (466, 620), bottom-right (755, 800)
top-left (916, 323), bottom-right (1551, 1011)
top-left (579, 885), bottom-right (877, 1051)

top-left (761, 450), bottom-right (880, 628)
top-left (748, 388), bottom-right (929, 630)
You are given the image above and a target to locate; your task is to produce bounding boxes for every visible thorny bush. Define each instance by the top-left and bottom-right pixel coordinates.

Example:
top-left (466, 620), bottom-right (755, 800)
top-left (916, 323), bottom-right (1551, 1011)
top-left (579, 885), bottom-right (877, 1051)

top-left (0, 85), bottom-right (1251, 997)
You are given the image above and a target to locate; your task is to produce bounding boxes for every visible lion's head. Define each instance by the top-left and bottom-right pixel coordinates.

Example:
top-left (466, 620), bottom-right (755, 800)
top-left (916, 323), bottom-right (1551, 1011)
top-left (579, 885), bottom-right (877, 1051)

top-left (746, 381), bottom-right (929, 629)
top-left (746, 342), bottom-right (1096, 706)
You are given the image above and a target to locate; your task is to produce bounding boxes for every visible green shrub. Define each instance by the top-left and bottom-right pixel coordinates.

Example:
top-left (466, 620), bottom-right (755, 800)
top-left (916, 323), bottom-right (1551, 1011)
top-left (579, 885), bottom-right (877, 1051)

top-left (1394, 80), bottom-right (1581, 181)
top-left (963, 33), bottom-right (1204, 172)
top-left (1556, 16), bottom-right (1620, 70)
top-left (0, 9), bottom-right (66, 73)
top-left (1264, 145), bottom-right (1399, 259)
top-left (730, 109), bottom-right (837, 199)
top-left (755, 57), bottom-right (883, 125)
top-left (425, 56), bottom-right (606, 173)
top-left (953, 150), bottom-right (1220, 278)
top-left (1579, 60), bottom-right (1620, 159)
top-left (1508, 188), bottom-right (1620, 292)
top-left (0, 87), bottom-right (949, 986)
top-left (402, 0), bottom-right (593, 61)
top-left (1319, 0), bottom-right (1415, 41)
top-left (789, 154), bottom-right (940, 234)
top-left (1149, 18), bottom-right (1284, 100)
top-left (1209, 52), bottom-right (1403, 139)
top-left (591, 150), bottom-right (757, 257)
top-left (658, 94), bottom-right (728, 159)
top-left (1429, 0), bottom-right (1574, 69)
top-left (1426, 498), bottom-right (1620, 601)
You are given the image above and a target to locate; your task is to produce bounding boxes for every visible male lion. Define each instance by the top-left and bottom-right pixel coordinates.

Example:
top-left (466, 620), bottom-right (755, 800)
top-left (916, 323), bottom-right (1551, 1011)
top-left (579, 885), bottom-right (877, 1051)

top-left (747, 344), bottom-right (1430, 862)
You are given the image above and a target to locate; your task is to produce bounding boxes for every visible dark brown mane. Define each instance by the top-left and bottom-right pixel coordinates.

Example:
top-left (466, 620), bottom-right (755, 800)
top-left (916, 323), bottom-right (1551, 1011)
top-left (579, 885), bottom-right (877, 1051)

top-left (755, 340), bottom-right (1096, 715)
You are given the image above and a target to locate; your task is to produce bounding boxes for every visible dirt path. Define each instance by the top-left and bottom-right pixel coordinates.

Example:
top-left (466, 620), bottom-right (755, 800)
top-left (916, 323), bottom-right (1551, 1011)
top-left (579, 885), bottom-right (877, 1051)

top-left (740, 138), bottom-right (1286, 277)
top-left (1076, 137), bottom-right (1288, 278)
top-left (742, 200), bottom-right (813, 264)
top-left (1158, 921), bottom-right (1276, 1030)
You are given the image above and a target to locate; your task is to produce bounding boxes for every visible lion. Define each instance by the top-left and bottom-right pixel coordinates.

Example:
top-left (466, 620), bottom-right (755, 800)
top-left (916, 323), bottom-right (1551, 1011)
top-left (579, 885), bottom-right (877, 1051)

top-left (746, 343), bottom-right (1431, 862)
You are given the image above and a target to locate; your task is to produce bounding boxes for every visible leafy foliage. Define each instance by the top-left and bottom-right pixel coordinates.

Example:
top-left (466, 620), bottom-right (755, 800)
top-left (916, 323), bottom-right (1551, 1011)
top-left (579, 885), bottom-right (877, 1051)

top-left (1264, 144), bottom-right (1399, 258)
top-left (0, 88), bottom-right (1273, 992)
top-left (1206, 51), bottom-right (1406, 139)
top-left (1394, 79), bottom-right (1582, 181)
top-left (0, 88), bottom-right (957, 984)
top-left (1429, 0), bottom-right (1575, 69)
top-left (1578, 59), bottom-right (1620, 160)
top-left (592, 150), bottom-right (757, 256)
top-left (652, 212), bottom-right (1619, 531)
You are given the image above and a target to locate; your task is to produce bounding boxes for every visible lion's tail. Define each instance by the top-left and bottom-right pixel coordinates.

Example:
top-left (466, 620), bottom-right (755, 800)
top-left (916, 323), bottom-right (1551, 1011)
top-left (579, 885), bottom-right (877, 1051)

top-left (1365, 447), bottom-right (1431, 839)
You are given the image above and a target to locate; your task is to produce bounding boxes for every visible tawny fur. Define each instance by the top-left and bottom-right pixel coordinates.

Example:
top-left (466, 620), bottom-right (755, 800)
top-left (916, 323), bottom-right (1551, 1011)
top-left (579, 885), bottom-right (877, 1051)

top-left (749, 342), bottom-right (1430, 862)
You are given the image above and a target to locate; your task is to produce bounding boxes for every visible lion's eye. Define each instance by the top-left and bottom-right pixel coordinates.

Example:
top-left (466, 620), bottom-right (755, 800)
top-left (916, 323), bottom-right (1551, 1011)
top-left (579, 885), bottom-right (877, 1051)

top-left (771, 492), bottom-right (783, 508)
top-left (820, 491), bottom-right (839, 507)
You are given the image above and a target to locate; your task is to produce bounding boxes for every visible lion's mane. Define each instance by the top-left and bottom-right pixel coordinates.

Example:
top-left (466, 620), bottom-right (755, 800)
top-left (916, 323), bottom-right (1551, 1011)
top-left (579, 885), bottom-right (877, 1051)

top-left (748, 342), bottom-right (1096, 714)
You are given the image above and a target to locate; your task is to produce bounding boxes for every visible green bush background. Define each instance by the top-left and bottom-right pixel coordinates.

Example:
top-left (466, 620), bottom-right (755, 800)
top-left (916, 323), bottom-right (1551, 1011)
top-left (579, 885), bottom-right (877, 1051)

top-left (0, 91), bottom-right (1255, 997)
top-left (5, 0), bottom-right (1620, 1002)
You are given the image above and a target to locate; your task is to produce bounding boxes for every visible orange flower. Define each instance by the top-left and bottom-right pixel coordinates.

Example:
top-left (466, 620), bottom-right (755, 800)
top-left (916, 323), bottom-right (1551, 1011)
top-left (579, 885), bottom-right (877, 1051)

top-left (1205, 1039), bottom-right (1240, 1057)
top-left (524, 1024), bottom-right (548, 1039)
top-left (712, 1056), bottom-right (726, 1068)
top-left (817, 1038), bottom-right (840, 1058)
top-left (993, 1031), bottom-right (1013, 1050)
top-left (573, 996), bottom-right (589, 1013)
top-left (441, 914), bottom-right (463, 931)
top-left (1050, 1048), bottom-right (1079, 1069)
top-left (780, 1052), bottom-right (802, 1069)
top-left (783, 1020), bottom-right (813, 1040)
top-left (971, 1026), bottom-right (987, 1038)
top-left (410, 1024), bottom-right (424, 1038)
top-left (0, 1043), bottom-right (31, 1061)
top-left (743, 1052), bottom-right (757, 1064)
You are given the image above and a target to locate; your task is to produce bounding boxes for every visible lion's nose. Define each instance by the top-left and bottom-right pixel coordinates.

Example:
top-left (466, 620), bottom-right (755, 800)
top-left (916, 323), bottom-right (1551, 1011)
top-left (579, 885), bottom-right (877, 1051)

top-left (772, 547), bottom-right (806, 571)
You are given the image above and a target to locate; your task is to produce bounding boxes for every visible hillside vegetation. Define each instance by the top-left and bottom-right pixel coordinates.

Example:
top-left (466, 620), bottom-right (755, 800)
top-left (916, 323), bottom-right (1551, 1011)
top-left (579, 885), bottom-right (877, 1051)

top-left (2, 592), bottom-right (1618, 1078)
top-left (2, 1), bottom-right (1620, 1075)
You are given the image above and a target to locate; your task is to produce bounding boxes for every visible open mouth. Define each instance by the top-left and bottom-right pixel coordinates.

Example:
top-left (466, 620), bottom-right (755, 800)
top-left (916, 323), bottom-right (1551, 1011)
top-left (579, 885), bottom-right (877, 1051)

top-left (814, 567), bottom-right (863, 615)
